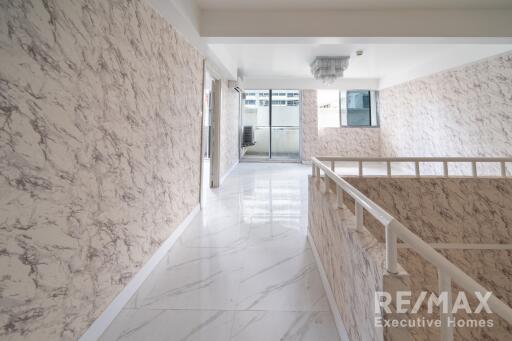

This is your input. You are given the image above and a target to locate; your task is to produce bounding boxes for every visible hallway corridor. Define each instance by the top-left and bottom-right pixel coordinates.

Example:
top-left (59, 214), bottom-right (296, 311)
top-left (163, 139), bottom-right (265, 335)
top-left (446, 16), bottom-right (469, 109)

top-left (100, 163), bottom-right (339, 340)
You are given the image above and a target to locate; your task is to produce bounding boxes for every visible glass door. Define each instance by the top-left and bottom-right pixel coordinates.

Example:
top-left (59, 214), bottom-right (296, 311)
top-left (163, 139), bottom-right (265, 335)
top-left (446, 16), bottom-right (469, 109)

top-left (241, 90), bottom-right (270, 159)
top-left (241, 90), bottom-right (300, 161)
top-left (270, 90), bottom-right (300, 160)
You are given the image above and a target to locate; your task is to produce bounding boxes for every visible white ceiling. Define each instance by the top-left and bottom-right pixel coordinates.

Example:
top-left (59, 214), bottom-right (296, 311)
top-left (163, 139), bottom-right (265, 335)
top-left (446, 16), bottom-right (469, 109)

top-left (208, 43), bottom-right (512, 88)
top-left (197, 0), bottom-right (512, 10)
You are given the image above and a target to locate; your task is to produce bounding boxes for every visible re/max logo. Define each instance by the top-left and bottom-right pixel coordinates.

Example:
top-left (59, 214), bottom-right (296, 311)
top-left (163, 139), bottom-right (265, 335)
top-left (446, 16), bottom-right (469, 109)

top-left (375, 291), bottom-right (493, 315)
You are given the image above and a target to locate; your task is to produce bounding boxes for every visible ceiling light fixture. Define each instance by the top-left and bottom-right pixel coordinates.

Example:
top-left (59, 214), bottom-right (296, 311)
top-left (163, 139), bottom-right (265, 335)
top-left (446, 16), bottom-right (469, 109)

top-left (310, 56), bottom-right (350, 83)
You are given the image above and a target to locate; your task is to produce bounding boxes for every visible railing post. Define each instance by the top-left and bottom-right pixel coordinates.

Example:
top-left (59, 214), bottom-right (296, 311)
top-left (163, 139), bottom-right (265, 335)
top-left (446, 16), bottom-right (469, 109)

top-left (336, 186), bottom-right (344, 208)
top-left (385, 223), bottom-right (398, 274)
top-left (443, 161), bottom-right (449, 177)
top-left (471, 161), bottom-right (477, 177)
top-left (312, 163), bottom-right (316, 177)
top-left (438, 269), bottom-right (454, 341)
top-left (501, 161), bottom-right (506, 177)
top-left (386, 161), bottom-right (391, 177)
top-left (355, 201), bottom-right (363, 229)
top-left (415, 161), bottom-right (420, 177)
top-left (331, 160), bottom-right (335, 172)
top-left (358, 160), bottom-right (363, 177)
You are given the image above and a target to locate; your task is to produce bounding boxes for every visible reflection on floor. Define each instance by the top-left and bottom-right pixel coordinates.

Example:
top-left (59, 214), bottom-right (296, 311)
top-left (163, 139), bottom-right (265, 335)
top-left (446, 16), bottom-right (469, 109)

top-left (100, 163), bottom-right (339, 341)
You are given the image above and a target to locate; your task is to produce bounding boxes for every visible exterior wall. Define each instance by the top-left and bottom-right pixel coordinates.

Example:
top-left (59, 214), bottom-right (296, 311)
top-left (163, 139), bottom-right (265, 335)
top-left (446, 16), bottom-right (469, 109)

top-left (0, 1), bottom-right (203, 340)
top-left (301, 89), bottom-right (381, 161)
top-left (219, 80), bottom-right (239, 179)
top-left (379, 52), bottom-right (512, 161)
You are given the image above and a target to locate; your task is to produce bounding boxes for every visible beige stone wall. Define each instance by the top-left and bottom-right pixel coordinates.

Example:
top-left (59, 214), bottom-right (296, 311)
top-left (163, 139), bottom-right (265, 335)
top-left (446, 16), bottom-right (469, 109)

top-left (0, 0), bottom-right (203, 340)
top-left (301, 89), bottom-right (381, 161)
top-left (345, 177), bottom-right (512, 245)
top-left (308, 176), bottom-right (410, 341)
top-left (220, 80), bottom-right (239, 179)
top-left (379, 52), bottom-right (512, 162)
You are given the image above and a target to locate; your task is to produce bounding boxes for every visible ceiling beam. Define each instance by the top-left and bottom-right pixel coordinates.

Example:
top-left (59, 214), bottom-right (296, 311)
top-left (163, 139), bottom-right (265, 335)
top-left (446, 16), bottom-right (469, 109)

top-left (242, 78), bottom-right (379, 90)
top-left (200, 9), bottom-right (512, 38)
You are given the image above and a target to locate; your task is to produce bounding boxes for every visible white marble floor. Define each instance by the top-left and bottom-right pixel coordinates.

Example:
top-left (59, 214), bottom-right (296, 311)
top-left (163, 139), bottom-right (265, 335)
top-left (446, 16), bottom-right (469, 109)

top-left (100, 163), bottom-right (339, 341)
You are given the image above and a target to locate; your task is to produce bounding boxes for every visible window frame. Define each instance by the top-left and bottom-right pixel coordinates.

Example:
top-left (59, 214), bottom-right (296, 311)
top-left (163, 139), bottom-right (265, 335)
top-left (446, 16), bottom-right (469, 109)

top-left (317, 89), bottom-right (379, 128)
top-left (345, 90), bottom-right (373, 127)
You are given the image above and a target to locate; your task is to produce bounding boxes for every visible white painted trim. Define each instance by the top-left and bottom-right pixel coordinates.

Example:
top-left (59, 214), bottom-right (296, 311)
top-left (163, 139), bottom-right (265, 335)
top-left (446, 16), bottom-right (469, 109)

top-left (203, 37), bottom-right (512, 45)
top-left (398, 243), bottom-right (512, 250)
top-left (220, 160), bottom-right (239, 185)
top-left (308, 233), bottom-right (350, 341)
top-left (200, 9), bottom-right (512, 38)
top-left (78, 205), bottom-right (201, 341)
top-left (243, 77), bottom-right (379, 91)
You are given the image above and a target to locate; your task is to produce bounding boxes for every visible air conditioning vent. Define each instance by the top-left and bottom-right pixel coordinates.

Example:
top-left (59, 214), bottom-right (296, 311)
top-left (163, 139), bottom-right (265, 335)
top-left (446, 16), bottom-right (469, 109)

top-left (228, 79), bottom-right (244, 92)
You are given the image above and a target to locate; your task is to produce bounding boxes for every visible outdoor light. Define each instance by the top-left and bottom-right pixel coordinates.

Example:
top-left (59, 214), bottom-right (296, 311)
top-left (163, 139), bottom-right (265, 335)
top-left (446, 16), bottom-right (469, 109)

top-left (310, 56), bottom-right (350, 83)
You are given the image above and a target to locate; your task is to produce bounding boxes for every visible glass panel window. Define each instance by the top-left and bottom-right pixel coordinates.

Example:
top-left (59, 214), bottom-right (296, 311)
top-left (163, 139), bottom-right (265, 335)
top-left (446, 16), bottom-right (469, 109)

top-left (242, 89), bottom-right (300, 160)
top-left (317, 89), bottom-right (378, 128)
top-left (242, 90), bottom-right (270, 158)
top-left (317, 90), bottom-right (340, 127)
top-left (271, 90), bottom-right (300, 159)
top-left (272, 90), bottom-right (300, 127)
top-left (271, 127), bottom-right (300, 160)
top-left (243, 90), bottom-right (269, 127)
top-left (346, 90), bottom-right (371, 126)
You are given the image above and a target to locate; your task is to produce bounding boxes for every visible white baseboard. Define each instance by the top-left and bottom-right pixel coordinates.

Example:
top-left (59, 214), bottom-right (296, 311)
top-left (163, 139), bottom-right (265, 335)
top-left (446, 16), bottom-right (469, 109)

top-left (308, 233), bottom-right (350, 341)
top-left (220, 160), bottom-right (238, 185)
top-left (79, 205), bottom-right (201, 341)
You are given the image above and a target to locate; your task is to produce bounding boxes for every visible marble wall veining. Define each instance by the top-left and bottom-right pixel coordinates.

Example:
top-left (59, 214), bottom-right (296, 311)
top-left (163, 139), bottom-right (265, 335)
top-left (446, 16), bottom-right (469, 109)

top-left (344, 177), bottom-right (512, 340)
top-left (0, 0), bottom-right (203, 340)
top-left (344, 177), bottom-right (512, 245)
top-left (301, 89), bottom-right (381, 161)
top-left (308, 176), bottom-right (411, 341)
top-left (379, 52), bottom-right (512, 165)
top-left (220, 80), bottom-right (239, 179)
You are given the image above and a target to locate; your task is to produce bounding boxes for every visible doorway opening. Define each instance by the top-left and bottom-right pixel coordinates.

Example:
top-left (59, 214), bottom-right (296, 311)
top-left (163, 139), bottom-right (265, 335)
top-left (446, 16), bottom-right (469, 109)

top-left (240, 89), bottom-right (301, 161)
top-left (200, 69), bottom-right (220, 207)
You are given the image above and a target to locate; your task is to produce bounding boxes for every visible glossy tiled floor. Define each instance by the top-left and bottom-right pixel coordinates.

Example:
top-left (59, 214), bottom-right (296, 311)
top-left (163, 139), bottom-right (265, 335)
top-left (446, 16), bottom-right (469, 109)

top-left (100, 163), bottom-right (339, 341)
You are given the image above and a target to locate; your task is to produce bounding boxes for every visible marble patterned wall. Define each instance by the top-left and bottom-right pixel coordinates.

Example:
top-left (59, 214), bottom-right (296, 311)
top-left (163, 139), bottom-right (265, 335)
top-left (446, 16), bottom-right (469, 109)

top-left (344, 177), bottom-right (512, 245)
top-left (379, 52), bottom-right (512, 161)
top-left (301, 89), bottom-right (381, 161)
top-left (344, 177), bottom-right (512, 340)
top-left (0, 1), bottom-right (203, 340)
top-left (220, 80), bottom-right (239, 179)
top-left (308, 176), bottom-right (411, 341)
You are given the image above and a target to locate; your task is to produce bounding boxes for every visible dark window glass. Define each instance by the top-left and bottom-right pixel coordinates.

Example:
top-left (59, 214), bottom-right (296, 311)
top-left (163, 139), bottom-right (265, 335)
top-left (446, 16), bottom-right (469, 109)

top-left (346, 90), bottom-right (371, 126)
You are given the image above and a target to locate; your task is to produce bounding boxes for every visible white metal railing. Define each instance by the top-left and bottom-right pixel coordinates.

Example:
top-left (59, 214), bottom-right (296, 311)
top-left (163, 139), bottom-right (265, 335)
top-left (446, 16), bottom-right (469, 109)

top-left (311, 157), bottom-right (512, 341)
top-left (315, 156), bottom-right (512, 177)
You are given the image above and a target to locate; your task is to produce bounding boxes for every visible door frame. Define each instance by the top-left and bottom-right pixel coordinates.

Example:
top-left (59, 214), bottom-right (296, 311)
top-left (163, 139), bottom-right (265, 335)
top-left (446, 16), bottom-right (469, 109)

top-left (210, 79), bottom-right (221, 188)
top-left (199, 65), bottom-right (221, 208)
